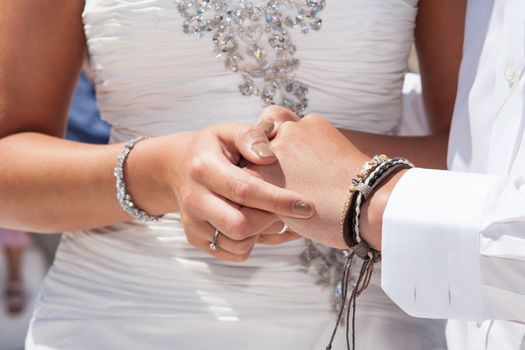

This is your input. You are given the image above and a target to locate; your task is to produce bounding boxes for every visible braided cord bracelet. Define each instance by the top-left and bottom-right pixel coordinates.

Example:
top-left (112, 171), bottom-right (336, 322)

top-left (352, 157), bottom-right (415, 253)
top-left (327, 155), bottom-right (414, 350)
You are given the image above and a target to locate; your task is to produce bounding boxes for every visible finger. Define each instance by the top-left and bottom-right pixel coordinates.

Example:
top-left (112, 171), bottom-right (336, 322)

top-left (257, 232), bottom-right (302, 245)
top-left (239, 203), bottom-right (280, 224)
top-left (258, 105), bottom-right (300, 138)
top-left (185, 233), bottom-right (255, 262)
top-left (234, 124), bottom-right (277, 166)
top-left (182, 214), bottom-right (257, 255)
top-left (211, 123), bottom-right (276, 166)
top-left (258, 221), bottom-right (301, 238)
top-left (196, 158), bottom-right (316, 219)
top-left (184, 189), bottom-right (280, 240)
top-left (258, 221), bottom-right (289, 235)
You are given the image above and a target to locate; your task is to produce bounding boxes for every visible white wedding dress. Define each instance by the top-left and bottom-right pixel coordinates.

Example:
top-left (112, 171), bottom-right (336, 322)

top-left (27, 0), bottom-right (446, 349)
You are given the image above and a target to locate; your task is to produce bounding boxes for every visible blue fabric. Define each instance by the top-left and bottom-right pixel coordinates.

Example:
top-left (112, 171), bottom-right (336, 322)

top-left (66, 72), bottom-right (110, 144)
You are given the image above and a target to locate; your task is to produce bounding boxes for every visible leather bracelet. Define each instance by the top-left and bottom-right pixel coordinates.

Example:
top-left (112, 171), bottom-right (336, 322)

top-left (341, 155), bottom-right (388, 249)
top-left (341, 156), bottom-right (413, 259)
top-left (348, 157), bottom-right (414, 258)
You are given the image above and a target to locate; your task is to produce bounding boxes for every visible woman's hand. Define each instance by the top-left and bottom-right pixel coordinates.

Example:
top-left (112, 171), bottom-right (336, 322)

top-left (128, 122), bottom-right (313, 262)
top-left (174, 123), bottom-right (311, 261)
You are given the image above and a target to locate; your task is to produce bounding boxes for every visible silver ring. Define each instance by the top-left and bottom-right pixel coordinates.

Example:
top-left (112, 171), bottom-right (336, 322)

top-left (209, 228), bottom-right (220, 251)
top-left (276, 223), bottom-right (289, 235)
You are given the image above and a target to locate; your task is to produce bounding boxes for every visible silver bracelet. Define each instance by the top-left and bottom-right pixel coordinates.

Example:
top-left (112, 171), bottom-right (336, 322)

top-left (114, 136), bottom-right (163, 223)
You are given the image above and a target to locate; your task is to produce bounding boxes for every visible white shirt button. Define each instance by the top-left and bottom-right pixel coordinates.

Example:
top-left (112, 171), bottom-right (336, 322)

top-left (504, 67), bottom-right (518, 84)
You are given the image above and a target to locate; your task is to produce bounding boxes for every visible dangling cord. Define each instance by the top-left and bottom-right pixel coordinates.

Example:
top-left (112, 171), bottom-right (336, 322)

top-left (357, 253), bottom-right (379, 296)
top-left (345, 257), bottom-right (370, 350)
top-left (325, 252), bottom-right (354, 350)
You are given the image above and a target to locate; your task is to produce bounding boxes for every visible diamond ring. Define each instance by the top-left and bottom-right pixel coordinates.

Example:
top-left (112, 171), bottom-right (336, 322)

top-left (209, 228), bottom-right (220, 251)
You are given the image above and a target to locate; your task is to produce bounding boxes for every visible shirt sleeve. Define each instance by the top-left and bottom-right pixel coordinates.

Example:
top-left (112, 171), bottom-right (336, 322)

top-left (381, 168), bottom-right (525, 321)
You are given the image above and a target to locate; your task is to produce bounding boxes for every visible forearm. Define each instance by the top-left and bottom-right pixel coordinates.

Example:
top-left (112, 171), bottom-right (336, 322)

top-left (0, 132), bottom-right (180, 233)
top-left (338, 129), bottom-right (449, 170)
top-left (341, 130), bottom-right (449, 250)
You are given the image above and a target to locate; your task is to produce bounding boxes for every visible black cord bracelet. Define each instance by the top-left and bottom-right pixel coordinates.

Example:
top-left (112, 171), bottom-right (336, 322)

top-left (351, 157), bottom-right (414, 251)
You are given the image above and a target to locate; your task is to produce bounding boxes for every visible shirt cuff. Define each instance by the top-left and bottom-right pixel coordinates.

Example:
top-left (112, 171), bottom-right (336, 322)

top-left (381, 168), bottom-right (499, 320)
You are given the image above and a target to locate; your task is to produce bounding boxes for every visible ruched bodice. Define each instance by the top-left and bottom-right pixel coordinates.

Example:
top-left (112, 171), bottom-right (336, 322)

top-left (27, 1), bottom-right (447, 349)
top-left (83, 0), bottom-right (417, 140)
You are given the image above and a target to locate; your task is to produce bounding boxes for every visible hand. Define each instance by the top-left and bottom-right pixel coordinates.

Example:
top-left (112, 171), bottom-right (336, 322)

top-left (135, 122), bottom-right (315, 262)
top-left (256, 105), bottom-right (300, 138)
top-left (247, 114), bottom-right (370, 249)
top-left (256, 221), bottom-right (302, 245)
top-left (246, 107), bottom-right (409, 250)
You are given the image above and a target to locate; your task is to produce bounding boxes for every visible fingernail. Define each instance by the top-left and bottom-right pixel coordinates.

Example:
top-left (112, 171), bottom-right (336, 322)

top-left (252, 143), bottom-right (275, 159)
top-left (293, 200), bottom-right (314, 217)
top-left (258, 120), bottom-right (275, 134)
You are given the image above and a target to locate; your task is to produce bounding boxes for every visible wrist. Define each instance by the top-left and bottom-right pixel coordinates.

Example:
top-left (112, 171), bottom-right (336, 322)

top-left (124, 133), bottom-right (192, 216)
top-left (359, 168), bottom-right (408, 250)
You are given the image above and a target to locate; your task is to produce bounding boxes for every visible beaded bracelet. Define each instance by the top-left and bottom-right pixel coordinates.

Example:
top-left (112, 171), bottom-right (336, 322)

top-left (341, 155), bottom-right (413, 256)
top-left (327, 155), bottom-right (414, 350)
top-left (340, 155), bottom-right (388, 248)
top-left (114, 136), bottom-right (164, 223)
top-left (351, 157), bottom-right (414, 249)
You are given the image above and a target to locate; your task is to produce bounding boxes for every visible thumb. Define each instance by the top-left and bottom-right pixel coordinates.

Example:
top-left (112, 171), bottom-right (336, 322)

top-left (234, 125), bottom-right (277, 166)
top-left (257, 105), bottom-right (300, 139)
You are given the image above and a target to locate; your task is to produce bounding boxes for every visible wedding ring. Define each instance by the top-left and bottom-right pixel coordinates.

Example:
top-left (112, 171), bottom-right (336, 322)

top-left (209, 228), bottom-right (220, 251)
top-left (276, 223), bottom-right (289, 235)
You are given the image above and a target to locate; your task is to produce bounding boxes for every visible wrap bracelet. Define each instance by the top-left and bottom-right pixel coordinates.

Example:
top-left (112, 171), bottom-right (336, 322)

top-left (351, 157), bottom-right (414, 254)
top-left (326, 155), bottom-right (414, 350)
top-left (340, 155), bottom-right (388, 250)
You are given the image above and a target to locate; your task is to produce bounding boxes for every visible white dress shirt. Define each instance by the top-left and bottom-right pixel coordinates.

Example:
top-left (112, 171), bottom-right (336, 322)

top-left (382, 0), bottom-right (525, 348)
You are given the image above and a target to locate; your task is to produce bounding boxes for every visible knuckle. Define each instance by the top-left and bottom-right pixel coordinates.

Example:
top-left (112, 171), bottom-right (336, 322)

top-left (270, 192), bottom-right (290, 214)
top-left (234, 239), bottom-right (255, 255)
top-left (276, 120), bottom-right (296, 137)
top-left (267, 105), bottom-right (298, 121)
top-left (207, 124), bottom-right (222, 137)
top-left (189, 156), bottom-right (206, 180)
top-left (238, 124), bottom-right (266, 144)
top-left (237, 124), bottom-right (255, 138)
top-left (180, 190), bottom-right (198, 209)
top-left (230, 178), bottom-right (252, 204)
top-left (226, 214), bottom-right (251, 240)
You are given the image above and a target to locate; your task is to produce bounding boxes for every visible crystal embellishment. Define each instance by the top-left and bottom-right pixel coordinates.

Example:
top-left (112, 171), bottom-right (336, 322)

top-left (175, 0), bottom-right (326, 115)
top-left (174, 0), bottom-right (343, 312)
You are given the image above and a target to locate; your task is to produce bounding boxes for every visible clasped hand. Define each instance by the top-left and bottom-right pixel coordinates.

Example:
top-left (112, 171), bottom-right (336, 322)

top-left (170, 114), bottom-right (314, 262)
top-left (172, 106), bottom-right (371, 261)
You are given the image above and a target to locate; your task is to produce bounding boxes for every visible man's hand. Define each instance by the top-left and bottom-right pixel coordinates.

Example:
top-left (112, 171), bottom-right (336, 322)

top-left (244, 114), bottom-right (367, 248)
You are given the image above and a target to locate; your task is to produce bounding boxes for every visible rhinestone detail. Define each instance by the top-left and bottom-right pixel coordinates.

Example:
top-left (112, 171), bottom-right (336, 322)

top-left (114, 137), bottom-right (164, 223)
top-left (174, 0), bottom-right (345, 312)
top-left (175, 0), bottom-right (326, 115)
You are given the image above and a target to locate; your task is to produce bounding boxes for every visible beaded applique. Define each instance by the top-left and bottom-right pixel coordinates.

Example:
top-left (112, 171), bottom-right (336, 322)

top-left (174, 0), bottom-right (346, 313)
top-left (175, 0), bottom-right (326, 115)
